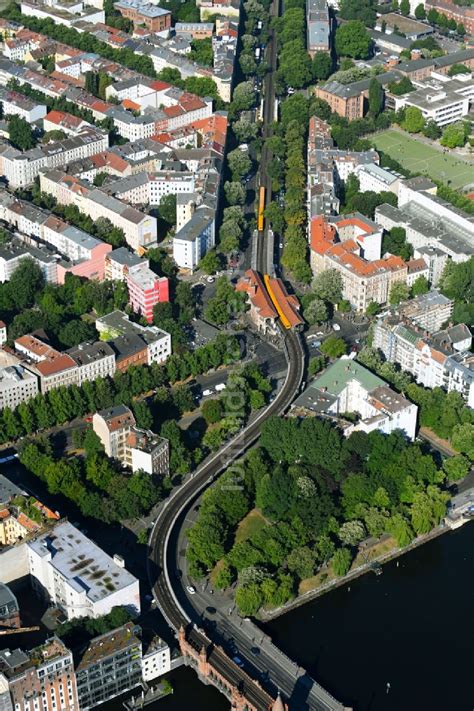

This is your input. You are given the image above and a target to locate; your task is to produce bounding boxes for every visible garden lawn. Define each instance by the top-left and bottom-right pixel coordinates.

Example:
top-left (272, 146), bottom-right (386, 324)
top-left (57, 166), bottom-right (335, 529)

top-left (372, 129), bottom-right (474, 191)
top-left (234, 508), bottom-right (268, 543)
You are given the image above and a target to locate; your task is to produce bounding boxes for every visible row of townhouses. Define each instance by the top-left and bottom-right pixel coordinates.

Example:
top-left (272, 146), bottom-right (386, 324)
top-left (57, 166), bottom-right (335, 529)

top-left (0, 313), bottom-right (171, 409)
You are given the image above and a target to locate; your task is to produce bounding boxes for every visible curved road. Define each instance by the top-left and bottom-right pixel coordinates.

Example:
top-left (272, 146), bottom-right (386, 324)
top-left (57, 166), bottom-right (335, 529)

top-left (149, 330), bottom-right (304, 709)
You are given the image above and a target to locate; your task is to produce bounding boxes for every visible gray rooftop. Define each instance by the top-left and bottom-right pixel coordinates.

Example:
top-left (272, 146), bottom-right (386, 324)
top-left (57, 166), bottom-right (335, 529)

top-left (174, 206), bottom-right (214, 243)
top-left (0, 474), bottom-right (23, 506)
top-left (114, 0), bottom-right (170, 17)
top-left (67, 341), bottom-right (115, 367)
top-left (108, 247), bottom-right (145, 268)
top-left (320, 71), bottom-right (400, 99)
top-left (370, 30), bottom-right (411, 50)
top-left (308, 20), bottom-right (330, 49)
top-left (96, 310), bottom-right (169, 346)
top-left (28, 521), bottom-right (137, 603)
top-left (358, 162), bottom-right (400, 185)
top-left (0, 583), bottom-right (18, 612)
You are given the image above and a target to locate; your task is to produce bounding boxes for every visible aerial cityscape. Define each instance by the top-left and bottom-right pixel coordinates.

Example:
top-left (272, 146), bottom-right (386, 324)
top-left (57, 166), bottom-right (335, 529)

top-left (0, 0), bottom-right (472, 707)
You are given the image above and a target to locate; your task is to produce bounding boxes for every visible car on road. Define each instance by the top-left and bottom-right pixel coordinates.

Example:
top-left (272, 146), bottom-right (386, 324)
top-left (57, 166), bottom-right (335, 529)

top-left (187, 585), bottom-right (196, 595)
top-left (206, 606), bottom-right (216, 614)
top-left (332, 323), bottom-right (341, 331)
top-left (233, 656), bottom-right (244, 667)
top-left (250, 647), bottom-right (260, 655)
top-left (207, 276), bottom-right (215, 283)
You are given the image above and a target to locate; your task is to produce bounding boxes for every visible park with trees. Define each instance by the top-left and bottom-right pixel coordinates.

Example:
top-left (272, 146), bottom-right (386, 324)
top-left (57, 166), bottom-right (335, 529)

top-left (186, 414), bottom-right (456, 616)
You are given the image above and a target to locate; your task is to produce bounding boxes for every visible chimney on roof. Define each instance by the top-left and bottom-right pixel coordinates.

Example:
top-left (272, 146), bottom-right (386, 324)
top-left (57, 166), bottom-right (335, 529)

top-left (113, 554), bottom-right (125, 568)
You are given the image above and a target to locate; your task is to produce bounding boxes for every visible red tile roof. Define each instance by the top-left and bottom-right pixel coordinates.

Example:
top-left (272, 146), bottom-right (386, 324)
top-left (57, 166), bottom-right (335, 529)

top-left (236, 269), bottom-right (277, 319)
top-left (122, 98), bottom-right (141, 111)
top-left (310, 215), bottom-right (337, 255)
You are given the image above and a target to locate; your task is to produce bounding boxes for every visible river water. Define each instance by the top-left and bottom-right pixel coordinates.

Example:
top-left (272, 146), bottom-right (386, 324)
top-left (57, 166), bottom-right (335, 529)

top-left (155, 523), bottom-right (474, 711)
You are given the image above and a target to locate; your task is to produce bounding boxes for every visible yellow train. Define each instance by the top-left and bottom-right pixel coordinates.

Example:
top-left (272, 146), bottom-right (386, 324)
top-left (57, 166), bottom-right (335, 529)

top-left (264, 273), bottom-right (292, 329)
top-left (257, 185), bottom-right (265, 232)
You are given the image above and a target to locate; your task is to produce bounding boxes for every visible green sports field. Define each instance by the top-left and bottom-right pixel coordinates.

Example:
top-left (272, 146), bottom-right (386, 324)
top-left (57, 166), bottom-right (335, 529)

top-left (371, 129), bottom-right (474, 191)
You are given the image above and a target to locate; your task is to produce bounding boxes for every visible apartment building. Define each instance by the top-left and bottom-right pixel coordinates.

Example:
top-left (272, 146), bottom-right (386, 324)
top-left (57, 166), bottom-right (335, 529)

top-left (0, 192), bottom-right (112, 283)
top-left (40, 170), bottom-right (158, 252)
top-left (425, 0), bottom-right (474, 35)
top-left (173, 206), bottom-right (216, 270)
top-left (292, 357), bottom-right (418, 441)
top-left (43, 109), bottom-right (93, 136)
top-left (104, 247), bottom-right (148, 282)
top-left (0, 129), bottom-right (108, 188)
top-left (126, 265), bottom-right (169, 323)
top-left (20, 0), bottom-right (104, 27)
top-left (27, 521), bottom-right (140, 619)
top-left (307, 0), bottom-right (330, 56)
top-left (355, 163), bottom-right (401, 196)
top-left (306, 116), bottom-right (377, 219)
top-left (175, 22), bottom-right (214, 39)
top-left (197, 0), bottom-right (240, 20)
top-left (12, 334), bottom-right (115, 393)
top-left (0, 638), bottom-right (79, 711)
top-left (315, 72), bottom-right (399, 119)
top-left (106, 171), bottom-right (195, 205)
top-left (92, 405), bottom-right (169, 474)
top-left (315, 81), bottom-right (364, 120)
top-left (125, 428), bottom-right (169, 476)
top-left (0, 87), bottom-right (46, 123)
top-left (114, 0), bottom-right (171, 32)
top-left (42, 216), bottom-right (112, 270)
top-left (0, 351), bottom-right (39, 410)
top-left (66, 341), bottom-right (116, 385)
top-left (92, 405), bottom-right (135, 460)
top-left (310, 214), bottom-right (409, 312)
top-left (75, 623), bottom-right (143, 710)
top-left (0, 238), bottom-right (59, 284)
top-left (95, 310), bottom-right (171, 369)
top-left (14, 335), bottom-right (79, 394)
top-left (397, 290), bottom-right (454, 333)
top-left (374, 314), bottom-right (474, 406)
top-left (141, 637), bottom-right (171, 681)
top-left (0, 495), bottom-right (59, 546)
top-left (106, 90), bottom-right (213, 140)
top-left (0, 624), bottom-right (171, 711)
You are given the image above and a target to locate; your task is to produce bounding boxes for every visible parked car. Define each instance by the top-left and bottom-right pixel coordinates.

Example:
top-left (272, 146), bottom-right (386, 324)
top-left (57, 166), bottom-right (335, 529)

top-left (187, 585), bottom-right (196, 595)
top-left (332, 323), bottom-right (341, 331)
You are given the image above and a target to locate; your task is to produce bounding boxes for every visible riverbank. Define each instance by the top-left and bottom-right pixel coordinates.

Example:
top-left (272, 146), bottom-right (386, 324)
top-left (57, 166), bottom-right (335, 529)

top-left (259, 524), bottom-right (451, 621)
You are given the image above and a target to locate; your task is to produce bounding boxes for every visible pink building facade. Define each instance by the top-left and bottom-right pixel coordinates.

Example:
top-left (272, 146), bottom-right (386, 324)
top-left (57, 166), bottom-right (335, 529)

top-left (56, 242), bottom-right (112, 284)
top-left (126, 265), bottom-right (169, 323)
